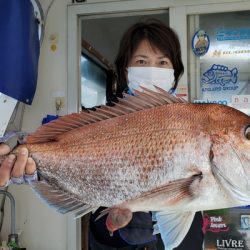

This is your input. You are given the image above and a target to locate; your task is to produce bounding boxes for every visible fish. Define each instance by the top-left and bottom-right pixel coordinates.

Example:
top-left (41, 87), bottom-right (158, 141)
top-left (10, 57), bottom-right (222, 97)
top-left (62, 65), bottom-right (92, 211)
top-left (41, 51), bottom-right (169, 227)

top-left (201, 64), bottom-right (238, 86)
top-left (2, 87), bottom-right (250, 250)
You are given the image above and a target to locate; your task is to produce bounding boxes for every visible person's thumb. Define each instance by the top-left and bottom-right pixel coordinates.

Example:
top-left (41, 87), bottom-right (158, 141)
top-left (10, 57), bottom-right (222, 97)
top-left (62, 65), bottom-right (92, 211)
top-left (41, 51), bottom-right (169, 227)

top-left (0, 144), bottom-right (11, 156)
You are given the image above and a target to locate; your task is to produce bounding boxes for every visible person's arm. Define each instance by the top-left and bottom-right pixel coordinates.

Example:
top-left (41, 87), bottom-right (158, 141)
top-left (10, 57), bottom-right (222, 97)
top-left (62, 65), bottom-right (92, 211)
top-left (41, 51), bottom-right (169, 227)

top-left (0, 144), bottom-right (36, 187)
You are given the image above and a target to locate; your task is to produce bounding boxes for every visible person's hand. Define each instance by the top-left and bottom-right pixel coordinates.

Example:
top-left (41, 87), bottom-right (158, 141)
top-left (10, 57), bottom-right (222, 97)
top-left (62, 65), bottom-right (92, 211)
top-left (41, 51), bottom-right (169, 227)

top-left (0, 144), bottom-right (37, 187)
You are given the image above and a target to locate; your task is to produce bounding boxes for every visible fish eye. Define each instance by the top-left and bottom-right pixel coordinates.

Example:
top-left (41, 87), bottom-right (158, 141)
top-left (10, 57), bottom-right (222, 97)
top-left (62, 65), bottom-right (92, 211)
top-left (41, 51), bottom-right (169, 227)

top-left (245, 127), bottom-right (250, 140)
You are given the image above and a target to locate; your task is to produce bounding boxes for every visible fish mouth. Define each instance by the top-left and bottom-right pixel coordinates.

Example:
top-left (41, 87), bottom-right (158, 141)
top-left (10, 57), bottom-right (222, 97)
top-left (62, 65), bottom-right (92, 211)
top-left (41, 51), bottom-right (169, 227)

top-left (201, 76), bottom-right (209, 83)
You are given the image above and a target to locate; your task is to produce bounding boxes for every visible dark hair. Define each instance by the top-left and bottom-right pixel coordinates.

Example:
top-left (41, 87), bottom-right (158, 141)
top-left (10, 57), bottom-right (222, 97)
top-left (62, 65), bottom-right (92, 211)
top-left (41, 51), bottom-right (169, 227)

top-left (115, 19), bottom-right (184, 93)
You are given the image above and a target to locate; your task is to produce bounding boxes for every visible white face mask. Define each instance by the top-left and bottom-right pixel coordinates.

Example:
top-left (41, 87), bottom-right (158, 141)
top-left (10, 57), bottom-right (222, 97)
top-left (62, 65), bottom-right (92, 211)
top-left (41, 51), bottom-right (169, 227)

top-left (127, 67), bottom-right (175, 92)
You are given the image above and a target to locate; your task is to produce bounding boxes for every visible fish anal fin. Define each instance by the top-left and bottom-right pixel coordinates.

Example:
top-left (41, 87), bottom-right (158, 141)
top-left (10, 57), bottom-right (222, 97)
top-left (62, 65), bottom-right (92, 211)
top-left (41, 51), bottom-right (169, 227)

top-left (31, 180), bottom-right (95, 215)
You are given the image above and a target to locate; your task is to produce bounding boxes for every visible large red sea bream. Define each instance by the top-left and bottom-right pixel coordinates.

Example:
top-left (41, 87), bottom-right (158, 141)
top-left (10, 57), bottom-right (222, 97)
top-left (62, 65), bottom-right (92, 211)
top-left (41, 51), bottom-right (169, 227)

top-left (2, 87), bottom-right (250, 249)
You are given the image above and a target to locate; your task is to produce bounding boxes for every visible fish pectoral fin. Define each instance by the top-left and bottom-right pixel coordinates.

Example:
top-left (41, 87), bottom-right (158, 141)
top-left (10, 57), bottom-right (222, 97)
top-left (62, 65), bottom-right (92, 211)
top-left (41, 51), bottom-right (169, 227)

top-left (31, 180), bottom-right (96, 215)
top-left (154, 210), bottom-right (195, 250)
top-left (137, 174), bottom-right (202, 204)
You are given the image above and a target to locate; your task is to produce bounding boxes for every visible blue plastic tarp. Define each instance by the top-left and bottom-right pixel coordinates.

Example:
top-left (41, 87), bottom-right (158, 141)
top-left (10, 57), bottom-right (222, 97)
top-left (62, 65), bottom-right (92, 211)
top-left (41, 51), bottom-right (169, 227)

top-left (0, 0), bottom-right (40, 105)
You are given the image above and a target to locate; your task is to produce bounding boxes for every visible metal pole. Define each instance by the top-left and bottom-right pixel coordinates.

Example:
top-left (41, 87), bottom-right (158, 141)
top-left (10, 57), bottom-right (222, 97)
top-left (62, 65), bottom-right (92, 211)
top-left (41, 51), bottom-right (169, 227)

top-left (0, 190), bottom-right (15, 235)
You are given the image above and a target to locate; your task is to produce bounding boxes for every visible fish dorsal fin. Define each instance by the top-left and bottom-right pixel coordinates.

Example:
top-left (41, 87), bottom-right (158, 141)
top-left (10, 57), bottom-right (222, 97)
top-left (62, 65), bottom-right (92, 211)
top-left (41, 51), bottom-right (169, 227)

top-left (26, 87), bottom-right (186, 144)
top-left (154, 211), bottom-right (195, 250)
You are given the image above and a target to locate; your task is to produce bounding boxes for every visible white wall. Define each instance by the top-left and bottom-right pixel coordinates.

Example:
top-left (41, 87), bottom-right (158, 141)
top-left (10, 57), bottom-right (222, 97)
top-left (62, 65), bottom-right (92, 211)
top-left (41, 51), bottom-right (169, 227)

top-left (23, 0), bottom-right (70, 132)
top-left (3, 186), bottom-right (67, 250)
top-left (2, 0), bottom-right (71, 249)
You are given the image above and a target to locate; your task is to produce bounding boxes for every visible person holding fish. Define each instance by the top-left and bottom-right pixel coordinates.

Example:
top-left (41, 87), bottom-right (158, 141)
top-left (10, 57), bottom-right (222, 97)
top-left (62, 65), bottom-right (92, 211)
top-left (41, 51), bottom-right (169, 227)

top-left (89, 19), bottom-right (204, 250)
top-left (0, 140), bottom-right (36, 187)
top-left (0, 19), bottom-right (204, 250)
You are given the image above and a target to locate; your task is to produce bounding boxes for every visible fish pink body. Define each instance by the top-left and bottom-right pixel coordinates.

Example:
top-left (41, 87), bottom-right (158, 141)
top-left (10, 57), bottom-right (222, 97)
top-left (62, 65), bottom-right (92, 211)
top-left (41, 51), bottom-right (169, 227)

top-left (26, 102), bottom-right (250, 209)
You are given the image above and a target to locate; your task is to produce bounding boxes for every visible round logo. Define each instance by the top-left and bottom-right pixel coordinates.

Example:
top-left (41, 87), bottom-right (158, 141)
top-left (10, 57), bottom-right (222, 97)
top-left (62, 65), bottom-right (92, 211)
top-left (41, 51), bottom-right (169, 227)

top-left (192, 30), bottom-right (210, 57)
